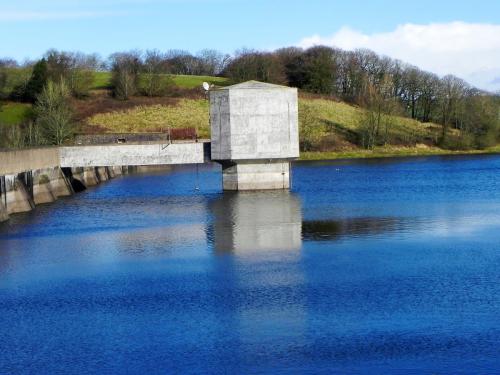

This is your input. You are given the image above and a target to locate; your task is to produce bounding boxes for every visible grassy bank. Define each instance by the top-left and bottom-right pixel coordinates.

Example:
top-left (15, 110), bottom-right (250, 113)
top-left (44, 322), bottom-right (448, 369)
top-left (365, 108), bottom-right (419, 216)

top-left (298, 97), bottom-right (442, 150)
top-left (300, 145), bottom-right (500, 161)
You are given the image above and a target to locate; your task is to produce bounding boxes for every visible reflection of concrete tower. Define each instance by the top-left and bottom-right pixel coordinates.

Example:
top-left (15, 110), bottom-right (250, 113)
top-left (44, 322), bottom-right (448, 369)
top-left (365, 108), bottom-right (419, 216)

top-left (209, 81), bottom-right (300, 191)
top-left (208, 191), bottom-right (302, 253)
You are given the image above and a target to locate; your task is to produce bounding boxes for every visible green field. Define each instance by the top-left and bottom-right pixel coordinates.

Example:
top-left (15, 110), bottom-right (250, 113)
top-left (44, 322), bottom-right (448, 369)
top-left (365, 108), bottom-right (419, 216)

top-left (91, 72), bottom-right (229, 90)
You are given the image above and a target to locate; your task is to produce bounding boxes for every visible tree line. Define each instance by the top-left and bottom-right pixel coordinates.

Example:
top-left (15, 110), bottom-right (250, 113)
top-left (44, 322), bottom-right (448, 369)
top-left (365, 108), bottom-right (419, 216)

top-left (0, 49), bottom-right (231, 147)
top-left (1, 46), bottom-right (499, 149)
top-left (224, 47), bottom-right (499, 149)
top-left (0, 49), bottom-right (230, 101)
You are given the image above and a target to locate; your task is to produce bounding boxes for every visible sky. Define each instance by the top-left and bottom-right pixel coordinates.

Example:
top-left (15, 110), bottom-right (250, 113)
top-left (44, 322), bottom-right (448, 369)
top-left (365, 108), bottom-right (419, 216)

top-left (0, 0), bottom-right (499, 92)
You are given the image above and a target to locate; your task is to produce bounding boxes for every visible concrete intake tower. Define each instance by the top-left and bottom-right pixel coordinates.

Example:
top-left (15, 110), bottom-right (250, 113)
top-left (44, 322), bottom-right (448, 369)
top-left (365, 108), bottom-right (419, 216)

top-left (209, 81), bottom-right (300, 190)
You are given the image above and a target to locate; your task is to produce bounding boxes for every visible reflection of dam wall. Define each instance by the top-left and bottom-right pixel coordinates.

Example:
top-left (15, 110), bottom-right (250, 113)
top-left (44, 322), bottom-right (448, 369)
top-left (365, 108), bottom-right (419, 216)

top-left (209, 191), bottom-right (302, 253)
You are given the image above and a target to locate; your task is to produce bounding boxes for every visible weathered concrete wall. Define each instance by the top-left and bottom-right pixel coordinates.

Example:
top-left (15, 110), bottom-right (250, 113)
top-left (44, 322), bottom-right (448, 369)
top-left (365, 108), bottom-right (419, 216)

top-left (0, 141), bottom-right (209, 222)
top-left (59, 142), bottom-right (207, 168)
top-left (33, 168), bottom-right (57, 205)
top-left (0, 203), bottom-right (8, 222)
top-left (210, 81), bottom-right (299, 161)
top-left (222, 161), bottom-right (290, 191)
top-left (4, 174), bottom-right (35, 214)
top-left (82, 167), bottom-right (99, 186)
top-left (0, 176), bottom-right (8, 221)
top-left (2, 168), bottom-right (73, 211)
top-left (0, 165), bottom-right (119, 221)
top-left (47, 167), bottom-right (73, 198)
top-left (0, 148), bottom-right (60, 175)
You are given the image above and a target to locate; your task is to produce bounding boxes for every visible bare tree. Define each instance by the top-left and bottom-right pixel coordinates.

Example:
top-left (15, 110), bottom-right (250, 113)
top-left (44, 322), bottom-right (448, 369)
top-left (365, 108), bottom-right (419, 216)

top-left (196, 49), bottom-right (230, 75)
top-left (359, 75), bottom-right (399, 148)
top-left (438, 75), bottom-right (468, 143)
top-left (34, 80), bottom-right (74, 145)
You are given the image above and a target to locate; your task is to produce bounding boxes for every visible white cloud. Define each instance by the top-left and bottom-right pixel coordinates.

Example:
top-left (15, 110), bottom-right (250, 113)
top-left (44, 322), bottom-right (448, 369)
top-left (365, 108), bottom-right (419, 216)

top-left (298, 22), bottom-right (500, 92)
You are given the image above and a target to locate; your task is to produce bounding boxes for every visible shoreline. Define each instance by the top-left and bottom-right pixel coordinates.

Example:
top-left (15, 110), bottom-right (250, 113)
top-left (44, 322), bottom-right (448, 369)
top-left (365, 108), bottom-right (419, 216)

top-left (299, 145), bottom-right (500, 161)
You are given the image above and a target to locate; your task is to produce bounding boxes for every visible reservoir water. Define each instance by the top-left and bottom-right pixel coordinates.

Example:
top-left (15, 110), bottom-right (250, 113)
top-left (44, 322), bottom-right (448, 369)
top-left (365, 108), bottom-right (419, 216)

top-left (1, 155), bottom-right (499, 374)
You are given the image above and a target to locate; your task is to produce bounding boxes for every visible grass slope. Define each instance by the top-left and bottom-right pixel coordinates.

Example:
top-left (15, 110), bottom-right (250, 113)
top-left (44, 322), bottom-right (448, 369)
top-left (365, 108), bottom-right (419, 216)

top-left (298, 97), bottom-right (441, 150)
top-left (87, 99), bottom-right (210, 138)
top-left (85, 96), bottom-right (442, 151)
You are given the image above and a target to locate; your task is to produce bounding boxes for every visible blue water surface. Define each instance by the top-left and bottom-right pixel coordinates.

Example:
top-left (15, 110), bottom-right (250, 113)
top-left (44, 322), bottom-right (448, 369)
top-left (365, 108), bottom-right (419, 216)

top-left (1, 155), bottom-right (499, 374)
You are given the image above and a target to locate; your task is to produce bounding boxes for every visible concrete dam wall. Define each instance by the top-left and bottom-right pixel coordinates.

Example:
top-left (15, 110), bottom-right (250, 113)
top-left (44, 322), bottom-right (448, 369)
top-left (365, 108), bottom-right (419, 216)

top-left (0, 142), bottom-right (209, 223)
top-left (0, 163), bottom-right (132, 223)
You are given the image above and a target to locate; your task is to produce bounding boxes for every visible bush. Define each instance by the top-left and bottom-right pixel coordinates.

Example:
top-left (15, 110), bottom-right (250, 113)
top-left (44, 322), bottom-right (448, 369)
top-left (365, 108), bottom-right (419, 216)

top-left (138, 73), bottom-right (174, 97)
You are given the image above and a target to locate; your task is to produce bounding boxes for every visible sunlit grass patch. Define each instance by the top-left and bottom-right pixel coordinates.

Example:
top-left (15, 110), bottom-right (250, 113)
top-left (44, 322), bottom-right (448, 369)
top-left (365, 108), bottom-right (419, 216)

top-left (86, 99), bottom-right (210, 137)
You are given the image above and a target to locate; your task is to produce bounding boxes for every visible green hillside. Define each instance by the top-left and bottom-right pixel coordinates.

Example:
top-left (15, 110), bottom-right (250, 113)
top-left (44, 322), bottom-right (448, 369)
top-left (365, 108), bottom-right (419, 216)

top-left (2, 72), bottom-right (497, 158)
top-left (84, 96), bottom-right (444, 151)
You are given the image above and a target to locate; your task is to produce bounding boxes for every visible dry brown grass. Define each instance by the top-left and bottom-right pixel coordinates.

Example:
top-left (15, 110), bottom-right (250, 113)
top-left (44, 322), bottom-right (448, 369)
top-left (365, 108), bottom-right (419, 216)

top-left (85, 99), bottom-right (210, 138)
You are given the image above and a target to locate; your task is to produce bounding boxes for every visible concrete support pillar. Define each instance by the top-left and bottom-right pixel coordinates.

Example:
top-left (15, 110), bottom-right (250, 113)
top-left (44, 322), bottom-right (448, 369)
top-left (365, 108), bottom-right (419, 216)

top-left (70, 167), bottom-right (84, 184)
top-left (95, 167), bottom-right (109, 182)
top-left (82, 167), bottom-right (99, 187)
top-left (111, 166), bottom-right (123, 176)
top-left (32, 168), bottom-right (57, 205)
top-left (0, 177), bottom-right (8, 221)
top-left (5, 174), bottom-right (34, 214)
top-left (106, 167), bottom-right (116, 179)
top-left (0, 202), bottom-right (8, 222)
top-left (221, 161), bottom-right (290, 191)
top-left (32, 167), bottom-right (73, 204)
top-left (50, 167), bottom-right (73, 197)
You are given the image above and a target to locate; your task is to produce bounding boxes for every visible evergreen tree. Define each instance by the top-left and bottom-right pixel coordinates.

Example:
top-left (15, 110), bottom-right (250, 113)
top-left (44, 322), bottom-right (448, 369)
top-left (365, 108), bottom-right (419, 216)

top-left (25, 58), bottom-right (48, 102)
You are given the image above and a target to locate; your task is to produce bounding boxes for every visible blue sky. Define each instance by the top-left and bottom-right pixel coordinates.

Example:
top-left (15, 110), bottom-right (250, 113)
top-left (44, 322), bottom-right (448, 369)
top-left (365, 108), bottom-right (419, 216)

top-left (1, 0), bottom-right (499, 90)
